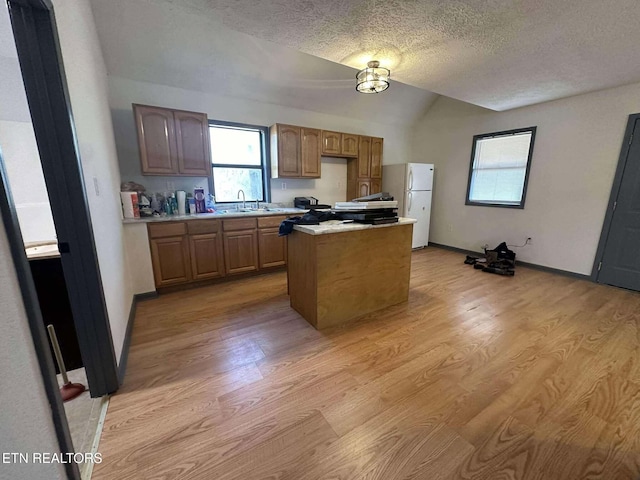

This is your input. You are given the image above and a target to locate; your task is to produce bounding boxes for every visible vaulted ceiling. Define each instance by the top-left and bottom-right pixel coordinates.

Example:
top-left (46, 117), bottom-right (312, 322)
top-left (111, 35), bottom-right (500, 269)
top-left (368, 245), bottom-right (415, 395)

top-left (90, 0), bottom-right (438, 126)
top-left (91, 0), bottom-right (640, 118)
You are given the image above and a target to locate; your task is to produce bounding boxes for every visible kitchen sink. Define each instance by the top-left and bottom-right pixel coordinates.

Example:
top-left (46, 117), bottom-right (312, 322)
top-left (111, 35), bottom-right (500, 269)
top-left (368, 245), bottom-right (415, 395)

top-left (211, 207), bottom-right (301, 215)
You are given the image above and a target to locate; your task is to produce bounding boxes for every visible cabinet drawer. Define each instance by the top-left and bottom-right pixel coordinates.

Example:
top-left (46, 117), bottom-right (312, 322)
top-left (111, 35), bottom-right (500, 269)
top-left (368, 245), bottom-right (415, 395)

top-left (257, 215), bottom-right (287, 229)
top-left (223, 218), bottom-right (257, 231)
top-left (188, 220), bottom-right (220, 235)
top-left (148, 222), bottom-right (187, 238)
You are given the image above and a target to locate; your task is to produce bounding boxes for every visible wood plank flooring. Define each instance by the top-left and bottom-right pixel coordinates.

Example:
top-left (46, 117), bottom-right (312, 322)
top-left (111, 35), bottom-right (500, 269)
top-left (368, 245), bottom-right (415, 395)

top-left (92, 247), bottom-right (640, 479)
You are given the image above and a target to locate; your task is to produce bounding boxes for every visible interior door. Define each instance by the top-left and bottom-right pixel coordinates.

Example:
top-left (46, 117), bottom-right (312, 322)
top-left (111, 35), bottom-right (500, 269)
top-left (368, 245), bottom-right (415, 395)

top-left (598, 119), bottom-right (640, 291)
top-left (406, 190), bottom-right (432, 249)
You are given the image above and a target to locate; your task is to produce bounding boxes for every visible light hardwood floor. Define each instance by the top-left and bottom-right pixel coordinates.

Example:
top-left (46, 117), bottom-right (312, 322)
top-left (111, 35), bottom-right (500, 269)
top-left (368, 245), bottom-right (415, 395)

top-left (92, 247), bottom-right (640, 479)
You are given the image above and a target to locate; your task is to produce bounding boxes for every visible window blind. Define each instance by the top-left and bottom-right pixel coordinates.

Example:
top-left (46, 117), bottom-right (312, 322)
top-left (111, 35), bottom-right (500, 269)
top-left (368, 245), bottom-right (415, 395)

top-left (468, 132), bottom-right (533, 205)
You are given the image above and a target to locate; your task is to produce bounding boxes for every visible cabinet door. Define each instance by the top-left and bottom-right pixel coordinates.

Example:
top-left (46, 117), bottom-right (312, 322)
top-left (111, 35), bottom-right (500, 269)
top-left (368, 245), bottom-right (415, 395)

top-left (150, 236), bottom-right (190, 287)
top-left (358, 180), bottom-right (370, 198)
top-left (223, 229), bottom-right (259, 274)
top-left (370, 137), bottom-right (383, 179)
top-left (189, 233), bottom-right (224, 280)
top-left (134, 105), bottom-right (178, 175)
top-left (370, 179), bottom-right (381, 194)
top-left (175, 110), bottom-right (211, 176)
top-left (357, 136), bottom-right (371, 178)
top-left (277, 125), bottom-right (301, 177)
top-left (322, 131), bottom-right (341, 155)
top-left (258, 228), bottom-right (287, 268)
top-left (341, 134), bottom-right (359, 157)
top-left (301, 128), bottom-right (321, 178)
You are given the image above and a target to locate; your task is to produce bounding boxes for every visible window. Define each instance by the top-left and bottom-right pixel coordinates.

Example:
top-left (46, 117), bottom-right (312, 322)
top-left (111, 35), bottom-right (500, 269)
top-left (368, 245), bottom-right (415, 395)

top-left (466, 127), bottom-right (536, 208)
top-left (209, 121), bottom-right (270, 203)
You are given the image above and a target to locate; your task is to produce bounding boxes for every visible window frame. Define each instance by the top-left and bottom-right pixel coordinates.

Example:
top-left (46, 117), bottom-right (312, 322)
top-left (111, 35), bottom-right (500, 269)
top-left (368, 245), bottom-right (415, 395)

top-left (207, 119), bottom-right (271, 204)
top-left (465, 126), bottom-right (537, 209)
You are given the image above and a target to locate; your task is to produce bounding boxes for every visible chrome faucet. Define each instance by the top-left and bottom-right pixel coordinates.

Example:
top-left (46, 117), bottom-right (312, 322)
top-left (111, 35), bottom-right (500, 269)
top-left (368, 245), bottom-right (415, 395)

top-left (237, 189), bottom-right (246, 209)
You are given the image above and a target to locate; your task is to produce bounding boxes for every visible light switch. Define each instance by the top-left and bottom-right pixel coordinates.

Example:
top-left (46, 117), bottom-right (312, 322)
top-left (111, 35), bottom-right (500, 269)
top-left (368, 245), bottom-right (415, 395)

top-left (93, 177), bottom-right (100, 196)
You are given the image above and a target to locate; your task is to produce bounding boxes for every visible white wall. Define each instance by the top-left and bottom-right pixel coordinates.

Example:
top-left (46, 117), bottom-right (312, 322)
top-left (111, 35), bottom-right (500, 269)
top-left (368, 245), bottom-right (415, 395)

top-left (108, 75), bottom-right (414, 207)
top-left (53, 0), bottom-right (134, 362)
top-left (122, 223), bottom-right (155, 295)
top-left (0, 6), bottom-right (56, 245)
top-left (0, 221), bottom-right (65, 480)
top-left (0, 122), bottom-right (56, 244)
top-left (413, 82), bottom-right (640, 275)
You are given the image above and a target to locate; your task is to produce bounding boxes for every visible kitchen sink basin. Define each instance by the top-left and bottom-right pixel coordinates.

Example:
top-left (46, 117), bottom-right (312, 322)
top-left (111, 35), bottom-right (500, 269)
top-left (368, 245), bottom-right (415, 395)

top-left (211, 207), bottom-right (301, 215)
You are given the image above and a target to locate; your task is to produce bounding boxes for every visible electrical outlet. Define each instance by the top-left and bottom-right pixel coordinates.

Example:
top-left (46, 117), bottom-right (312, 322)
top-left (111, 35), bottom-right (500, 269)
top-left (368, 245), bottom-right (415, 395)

top-left (281, 182), bottom-right (287, 190)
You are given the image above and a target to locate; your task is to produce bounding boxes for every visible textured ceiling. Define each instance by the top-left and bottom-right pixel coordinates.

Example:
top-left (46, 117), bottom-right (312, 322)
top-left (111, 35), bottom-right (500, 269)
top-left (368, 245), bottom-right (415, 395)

top-left (90, 0), bottom-right (437, 125)
top-left (142, 0), bottom-right (640, 111)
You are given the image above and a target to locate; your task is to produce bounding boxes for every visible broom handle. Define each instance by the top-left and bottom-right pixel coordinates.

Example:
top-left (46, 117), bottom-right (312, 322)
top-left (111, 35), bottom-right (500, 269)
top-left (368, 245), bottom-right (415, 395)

top-left (47, 325), bottom-right (69, 384)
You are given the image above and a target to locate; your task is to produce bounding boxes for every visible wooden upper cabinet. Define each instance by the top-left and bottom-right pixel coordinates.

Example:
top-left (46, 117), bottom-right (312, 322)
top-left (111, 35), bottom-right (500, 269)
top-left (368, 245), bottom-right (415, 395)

top-left (134, 105), bottom-right (178, 175)
top-left (276, 124), bottom-right (301, 177)
top-left (370, 137), bottom-right (383, 179)
top-left (134, 104), bottom-right (210, 176)
top-left (357, 136), bottom-right (372, 178)
top-left (301, 128), bottom-right (321, 178)
top-left (342, 134), bottom-right (359, 157)
top-left (271, 124), bottom-right (320, 178)
top-left (174, 110), bottom-right (211, 176)
top-left (321, 131), bottom-right (358, 157)
top-left (322, 131), bottom-right (341, 156)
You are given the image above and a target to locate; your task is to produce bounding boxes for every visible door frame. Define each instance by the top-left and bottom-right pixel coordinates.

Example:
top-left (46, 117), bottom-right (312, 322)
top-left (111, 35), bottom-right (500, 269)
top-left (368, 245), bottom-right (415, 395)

top-left (7, 0), bottom-right (119, 396)
top-left (0, 158), bottom-right (80, 479)
top-left (591, 113), bottom-right (640, 282)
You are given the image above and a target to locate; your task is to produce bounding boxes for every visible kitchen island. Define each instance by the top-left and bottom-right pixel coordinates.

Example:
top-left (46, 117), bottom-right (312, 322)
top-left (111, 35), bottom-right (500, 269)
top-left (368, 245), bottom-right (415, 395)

top-left (287, 218), bottom-right (416, 329)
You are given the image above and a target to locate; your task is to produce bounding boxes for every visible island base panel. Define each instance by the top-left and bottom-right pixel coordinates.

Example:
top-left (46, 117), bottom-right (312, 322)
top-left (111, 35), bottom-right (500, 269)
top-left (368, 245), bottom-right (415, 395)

top-left (288, 224), bottom-right (413, 329)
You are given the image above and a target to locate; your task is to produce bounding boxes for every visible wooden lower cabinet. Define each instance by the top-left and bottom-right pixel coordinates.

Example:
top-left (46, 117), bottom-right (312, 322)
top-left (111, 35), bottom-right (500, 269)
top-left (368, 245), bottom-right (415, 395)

top-left (189, 233), bottom-right (225, 280)
top-left (149, 217), bottom-right (288, 289)
top-left (258, 228), bottom-right (287, 268)
top-left (223, 229), bottom-right (259, 275)
top-left (150, 236), bottom-right (191, 287)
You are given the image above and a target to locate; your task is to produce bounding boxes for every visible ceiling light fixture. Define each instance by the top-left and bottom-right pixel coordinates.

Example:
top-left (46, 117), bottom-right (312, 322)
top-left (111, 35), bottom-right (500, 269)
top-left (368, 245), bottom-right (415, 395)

top-left (356, 60), bottom-right (390, 94)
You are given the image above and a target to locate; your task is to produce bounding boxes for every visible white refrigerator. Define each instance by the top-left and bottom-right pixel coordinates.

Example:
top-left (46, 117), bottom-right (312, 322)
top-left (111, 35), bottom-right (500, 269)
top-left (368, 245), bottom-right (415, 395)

top-left (382, 163), bottom-right (434, 249)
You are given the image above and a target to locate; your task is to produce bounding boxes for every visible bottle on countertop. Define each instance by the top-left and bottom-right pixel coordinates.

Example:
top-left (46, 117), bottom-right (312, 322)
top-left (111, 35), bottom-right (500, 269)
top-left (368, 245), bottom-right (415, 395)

top-left (194, 187), bottom-right (206, 213)
top-left (176, 191), bottom-right (186, 216)
top-left (170, 193), bottom-right (178, 215)
top-left (150, 193), bottom-right (160, 213)
top-left (163, 192), bottom-right (174, 215)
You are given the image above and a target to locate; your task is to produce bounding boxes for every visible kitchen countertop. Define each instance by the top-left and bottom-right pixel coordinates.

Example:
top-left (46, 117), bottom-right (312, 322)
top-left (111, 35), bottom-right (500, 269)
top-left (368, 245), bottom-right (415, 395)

top-left (292, 217), bottom-right (416, 235)
top-left (122, 208), bottom-right (307, 224)
top-left (25, 242), bottom-right (60, 260)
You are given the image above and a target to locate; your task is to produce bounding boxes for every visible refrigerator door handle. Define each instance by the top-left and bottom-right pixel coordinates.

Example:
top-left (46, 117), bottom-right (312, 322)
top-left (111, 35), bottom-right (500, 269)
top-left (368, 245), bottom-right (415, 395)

top-left (407, 191), bottom-right (412, 212)
top-left (408, 168), bottom-right (413, 190)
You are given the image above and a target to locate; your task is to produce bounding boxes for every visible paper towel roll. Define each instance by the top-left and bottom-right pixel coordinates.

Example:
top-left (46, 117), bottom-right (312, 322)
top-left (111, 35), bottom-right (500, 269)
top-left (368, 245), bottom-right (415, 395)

top-left (177, 191), bottom-right (186, 215)
top-left (120, 192), bottom-right (140, 218)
